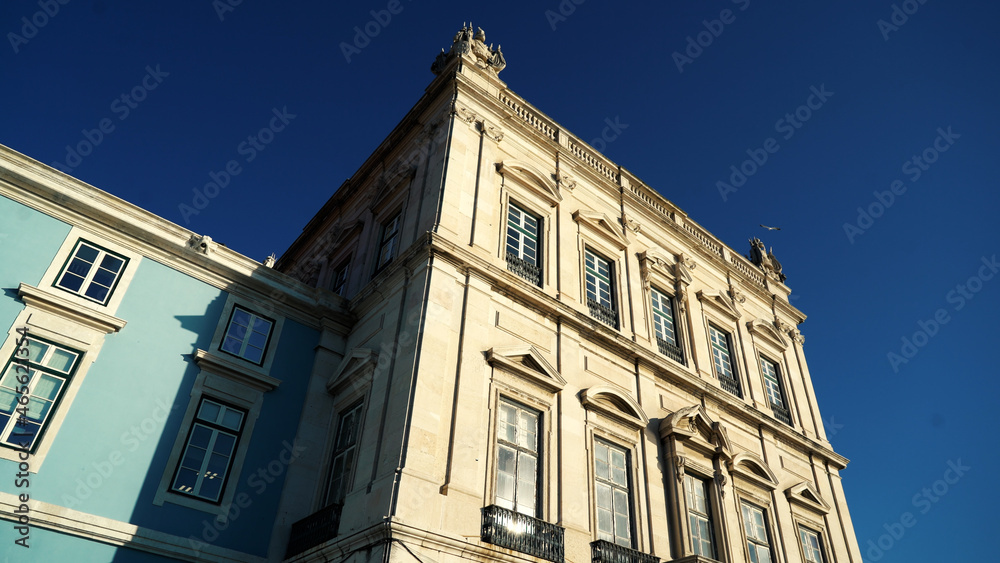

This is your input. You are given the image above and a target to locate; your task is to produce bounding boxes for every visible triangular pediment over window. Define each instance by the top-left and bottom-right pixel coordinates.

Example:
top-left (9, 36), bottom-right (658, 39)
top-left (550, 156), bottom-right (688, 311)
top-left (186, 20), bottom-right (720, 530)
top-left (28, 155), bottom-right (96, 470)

top-left (573, 210), bottom-right (629, 249)
top-left (786, 481), bottom-right (832, 514)
top-left (697, 290), bottom-right (741, 321)
top-left (327, 348), bottom-right (379, 396)
top-left (486, 345), bottom-right (566, 392)
top-left (580, 386), bottom-right (648, 430)
top-left (497, 160), bottom-right (561, 205)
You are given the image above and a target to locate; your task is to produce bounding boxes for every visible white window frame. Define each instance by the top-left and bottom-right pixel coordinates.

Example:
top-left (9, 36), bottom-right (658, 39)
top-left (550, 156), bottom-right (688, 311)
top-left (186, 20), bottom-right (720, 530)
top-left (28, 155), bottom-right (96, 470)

top-left (741, 501), bottom-right (774, 563)
top-left (799, 525), bottom-right (827, 563)
top-left (651, 287), bottom-right (679, 346)
top-left (375, 211), bottom-right (402, 273)
top-left (594, 438), bottom-right (633, 548)
top-left (506, 202), bottom-right (541, 265)
top-left (219, 305), bottom-right (275, 366)
top-left (585, 248), bottom-right (615, 311)
top-left (494, 397), bottom-right (541, 517)
top-left (759, 355), bottom-right (786, 409)
top-left (324, 400), bottom-right (364, 507)
top-left (0, 334), bottom-right (82, 453)
top-left (168, 397), bottom-right (246, 503)
top-left (685, 473), bottom-right (716, 559)
top-left (53, 239), bottom-right (129, 306)
top-left (708, 324), bottom-right (740, 395)
top-left (328, 258), bottom-right (350, 296)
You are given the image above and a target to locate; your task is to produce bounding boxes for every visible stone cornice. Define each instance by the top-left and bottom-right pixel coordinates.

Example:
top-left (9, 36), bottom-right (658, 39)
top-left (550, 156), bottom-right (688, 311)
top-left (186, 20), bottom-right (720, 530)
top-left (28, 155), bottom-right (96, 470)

top-left (0, 147), bottom-right (353, 334)
top-left (421, 231), bottom-right (849, 469)
top-left (193, 349), bottom-right (282, 392)
top-left (17, 283), bottom-right (127, 334)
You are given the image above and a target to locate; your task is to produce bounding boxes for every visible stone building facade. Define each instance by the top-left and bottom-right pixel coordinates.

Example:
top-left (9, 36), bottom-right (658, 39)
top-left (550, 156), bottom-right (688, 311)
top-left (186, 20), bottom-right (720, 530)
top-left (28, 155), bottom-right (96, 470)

top-left (277, 25), bottom-right (862, 563)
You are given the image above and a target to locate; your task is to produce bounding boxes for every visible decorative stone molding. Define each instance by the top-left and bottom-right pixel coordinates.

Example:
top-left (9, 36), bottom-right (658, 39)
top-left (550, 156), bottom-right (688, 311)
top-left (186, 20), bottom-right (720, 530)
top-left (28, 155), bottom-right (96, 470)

top-left (573, 209), bottom-right (629, 250)
top-left (193, 349), bottom-right (281, 392)
top-left (486, 345), bottom-right (565, 392)
top-left (496, 160), bottom-right (561, 205)
top-left (453, 101), bottom-right (478, 124)
top-left (785, 481), bottom-right (832, 514)
top-left (638, 247), bottom-right (675, 289)
top-left (621, 214), bottom-right (641, 234)
top-left (659, 405), bottom-right (733, 459)
top-left (432, 24), bottom-right (505, 75)
top-left (187, 234), bottom-right (214, 255)
top-left (556, 170), bottom-right (576, 190)
top-left (17, 283), bottom-right (127, 334)
top-left (727, 452), bottom-right (779, 491)
top-left (697, 290), bottom-right (741, 321)
top-left (479, 120), bottom-right (504, 142)
top-left (579, 385), bottom-right (649, 431)
top-left (747, 318), bottom-right (790, 350)
top-left (327, 348), bottom-right (379, 397)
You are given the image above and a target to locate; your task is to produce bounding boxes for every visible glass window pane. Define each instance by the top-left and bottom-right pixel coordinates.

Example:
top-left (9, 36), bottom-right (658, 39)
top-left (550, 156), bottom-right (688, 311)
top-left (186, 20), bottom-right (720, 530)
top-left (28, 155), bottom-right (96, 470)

top-left (199, 474), bottom-right (223, 500)
top-left (231, 309), bottom-right (251, 326)
top-left (213, 432), bottom-right (236, 455)
top-left (32, 374), bottom-right (63, 400)
top-left (66, 257), bottom-right (94, 278)
top-left (181, 445), bottom-right (206, 469)
top-left (90, 267), bottom-right (116, 288)
top-left (76, 244), bottom-right (100, 262)
top-left (189, 424), bottom-right (213, 448)
top-left (45, 348), bottom-right (77, 373)
top-left (198, 401), bottom-right (222, 423)
top-left (58, 272), bottom-right (85, 292)
top-left (27, 342), bottom-right (50, 364)
top-left (173, 467), bottom-right (198, 493)
top-left (84, 283), bottom-right (110, 303)
top-left (221, 408), bottom-right (243, 431)
top-left (100, 254), bottom-right (124, 273)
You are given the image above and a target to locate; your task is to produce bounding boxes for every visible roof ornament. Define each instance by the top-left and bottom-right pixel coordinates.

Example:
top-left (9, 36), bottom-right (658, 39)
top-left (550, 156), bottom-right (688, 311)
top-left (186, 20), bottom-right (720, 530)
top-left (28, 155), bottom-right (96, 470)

top-left (432, 23), bottom-right (506, 75)
top-left (748, 237), bottom-right (786, 283)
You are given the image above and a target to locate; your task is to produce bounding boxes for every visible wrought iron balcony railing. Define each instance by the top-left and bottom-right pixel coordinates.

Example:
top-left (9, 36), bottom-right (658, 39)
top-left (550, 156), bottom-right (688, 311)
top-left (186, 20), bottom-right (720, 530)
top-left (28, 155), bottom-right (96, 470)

top-left (655, 337), bottom-right (684, 364)
top-left (718, 375), bottom-right (741, 398)
top-left (591, 540), bottom-right (660, 563)
top-left (481, 505), bottom-right (565, 563)
top-left (286, 503), bottom-right (342, 558)
top-left (506, 253), bottom-right (542, 286)
top-left (587, 298), bottom-right (618, 329)
top-left (771, 403), bottom-right (793, 426)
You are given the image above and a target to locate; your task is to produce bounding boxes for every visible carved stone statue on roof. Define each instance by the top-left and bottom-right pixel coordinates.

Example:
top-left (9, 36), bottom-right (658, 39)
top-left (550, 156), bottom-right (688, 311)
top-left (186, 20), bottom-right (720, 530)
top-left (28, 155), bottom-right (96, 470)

top-left (747, 237), bottom-right (787, 283)
top-left (432, 23), bottom-right (506, 75)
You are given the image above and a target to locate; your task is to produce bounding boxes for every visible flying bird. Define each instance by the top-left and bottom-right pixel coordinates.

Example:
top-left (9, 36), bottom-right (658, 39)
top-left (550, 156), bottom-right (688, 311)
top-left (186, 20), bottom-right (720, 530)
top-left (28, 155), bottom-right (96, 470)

top-left (759, 224), bottom-right (781, 231)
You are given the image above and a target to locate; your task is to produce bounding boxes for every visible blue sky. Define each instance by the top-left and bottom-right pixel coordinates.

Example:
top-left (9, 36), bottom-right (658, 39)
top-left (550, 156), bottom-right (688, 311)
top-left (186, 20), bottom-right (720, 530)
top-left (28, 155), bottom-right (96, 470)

top-left (3, 1), bottom-right (998, 560)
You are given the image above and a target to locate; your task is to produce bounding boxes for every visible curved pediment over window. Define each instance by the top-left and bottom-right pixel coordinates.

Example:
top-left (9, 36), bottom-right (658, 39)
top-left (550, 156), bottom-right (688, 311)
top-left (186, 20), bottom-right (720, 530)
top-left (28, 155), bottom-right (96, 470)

top-left (786, 481), bottom-right (832, 514)
top-left (573, 210), bottom-right (630, 250)
top-left (486, 345), bottom-right (566, 392)
top-left (327, 348), bottom-right (379, 396)
top-left (497, 160), bottom-right (561, 206)
top-left (728, 452), bottom-right (779, 491)
top-left (747, 319), bottom-right (789, 350)
top-left (580, 386), bottom-right (648, 430)
top-left (697, 290), bottom-right (741, 321)
top-left (658, 404), bottom-right (733, 458)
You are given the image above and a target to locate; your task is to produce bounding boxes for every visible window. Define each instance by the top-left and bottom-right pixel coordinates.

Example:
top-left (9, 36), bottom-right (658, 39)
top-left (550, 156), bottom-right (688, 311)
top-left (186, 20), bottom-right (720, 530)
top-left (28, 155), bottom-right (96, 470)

top-left (651, 288), bottom-right (683, 363)
top-left (0, 335), bottom-right (81, 452)
top-left (170, 397), bottom-right (245, 503)
top-left (585, 249), bottom-right (617, 327)
top-left (760, 356), bottom-right (792, 425)
top-left (376, 212), bottom-right (402, 272)
top-left (506, 203), bottom-right (542, 286)
top-left (219, 306), bottom-right (274, 365)
top-left (495, 399), bottom-right (539, 517)
top-left (708, 325), bottom-right (740, 396)
top-left (799, 526), bottom-right (826, 563)
top-left (54, 240), bottom-right (128, 305)
top-left (325, 402), bottom-right (363, 506)
top-left (684, 474), bottom-right (715, 558)
top-left (594, 440), bottom-right (632, 547)
top-left (329, 259), bottom-right (350, 296)
top-left (742, 502), bottom-right (774, 563)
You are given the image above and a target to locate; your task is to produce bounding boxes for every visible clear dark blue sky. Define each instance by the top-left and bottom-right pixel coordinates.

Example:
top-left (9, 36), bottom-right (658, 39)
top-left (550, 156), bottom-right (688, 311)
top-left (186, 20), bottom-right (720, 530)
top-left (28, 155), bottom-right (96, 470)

top-left (3, 1), bottom-right (998, 560)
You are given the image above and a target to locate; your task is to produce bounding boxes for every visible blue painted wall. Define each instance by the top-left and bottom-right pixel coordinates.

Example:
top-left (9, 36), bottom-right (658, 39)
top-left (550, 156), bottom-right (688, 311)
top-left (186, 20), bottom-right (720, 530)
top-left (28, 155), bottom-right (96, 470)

top-left (0, 195), bottom-right (320, 559)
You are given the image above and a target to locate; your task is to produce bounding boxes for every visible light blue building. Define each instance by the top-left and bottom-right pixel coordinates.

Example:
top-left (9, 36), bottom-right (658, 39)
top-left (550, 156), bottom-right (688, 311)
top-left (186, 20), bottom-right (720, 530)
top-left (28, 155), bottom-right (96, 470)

top-left (0, 145), bottom-right (350, 562)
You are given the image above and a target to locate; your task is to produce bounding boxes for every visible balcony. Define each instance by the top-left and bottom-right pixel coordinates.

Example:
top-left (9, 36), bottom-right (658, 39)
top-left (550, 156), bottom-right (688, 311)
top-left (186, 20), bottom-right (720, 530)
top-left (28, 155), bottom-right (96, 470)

top-left (718, 375), bottom-right (741, 398)
top-left (655, 338), bottom-right (684, 364)
top-left (771, 403), bottom-right (793, 426)
top-left (481, 505), bottom-right (565, 563)
top-left (591, 540), bottom-right (659, 563)
top-left (285, 503), bottom-right (342, 558)
top-left (506, 253), bottom-right (542, 286)
top-left (587, 298), bottom-right (619, 329)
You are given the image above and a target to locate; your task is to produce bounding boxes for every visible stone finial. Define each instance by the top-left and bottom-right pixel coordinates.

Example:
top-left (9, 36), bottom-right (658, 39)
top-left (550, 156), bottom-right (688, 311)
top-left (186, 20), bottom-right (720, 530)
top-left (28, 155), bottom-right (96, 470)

top-left (432, 23), bottom-right (506, 75)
